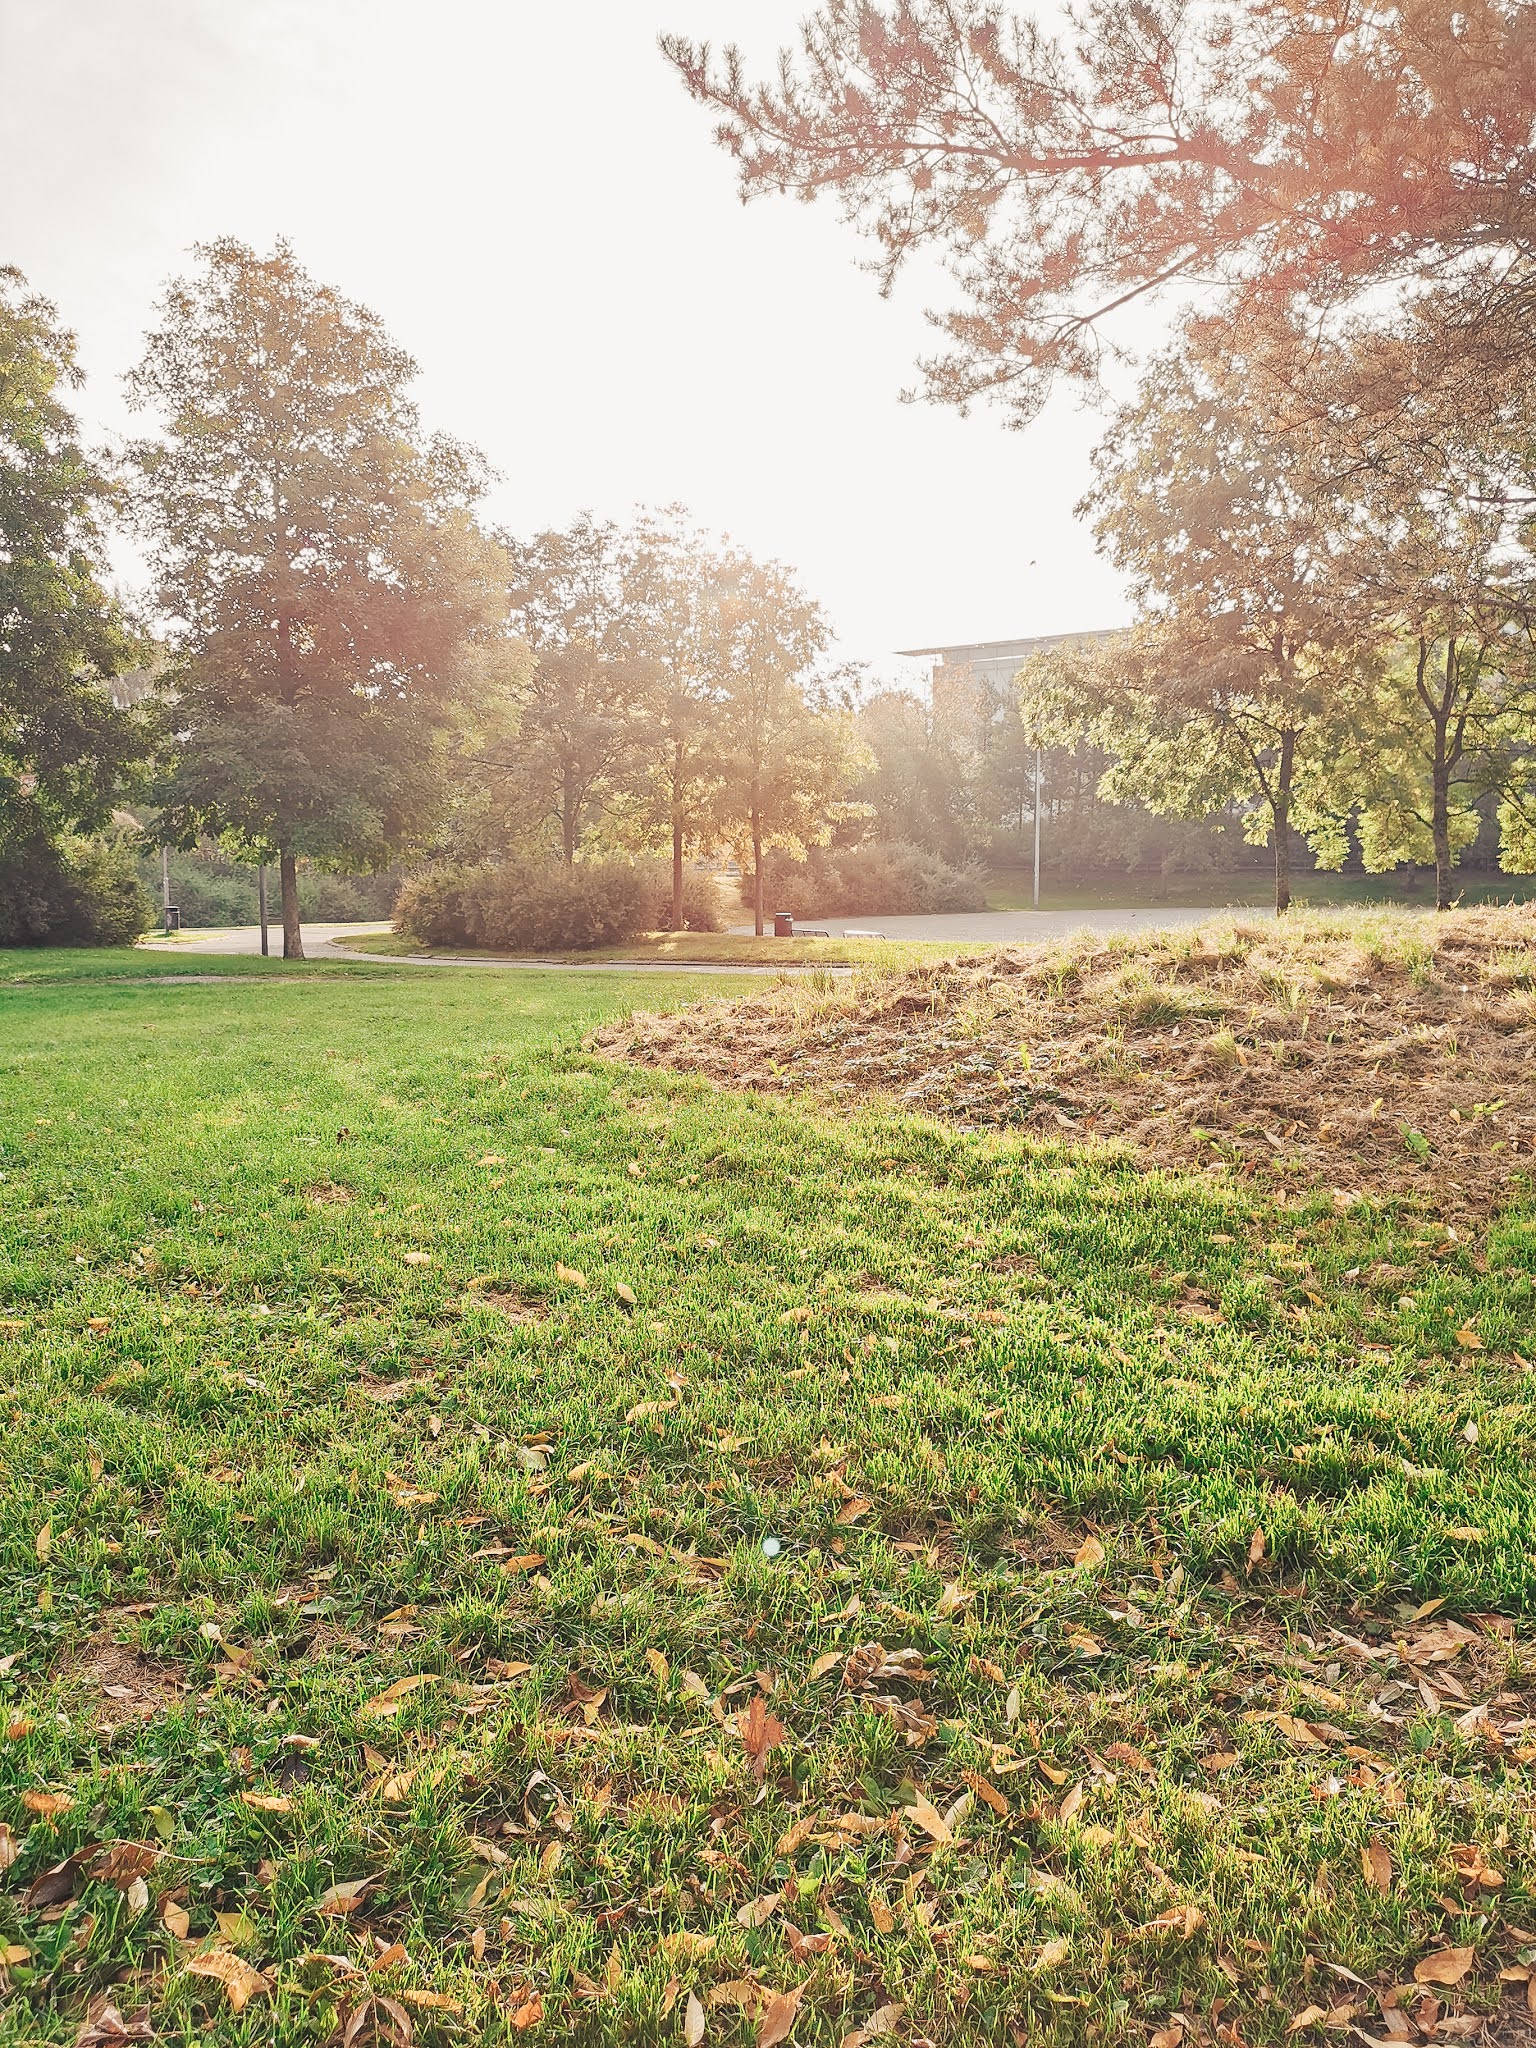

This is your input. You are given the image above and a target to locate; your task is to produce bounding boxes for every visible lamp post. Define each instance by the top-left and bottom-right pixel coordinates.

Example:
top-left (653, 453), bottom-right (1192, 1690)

top-left (1032, 739), bottom-right (1043, 912)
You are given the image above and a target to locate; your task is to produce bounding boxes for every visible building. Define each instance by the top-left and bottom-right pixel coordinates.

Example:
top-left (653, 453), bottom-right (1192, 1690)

top-left (896, 629), bottom-right (1120, 735)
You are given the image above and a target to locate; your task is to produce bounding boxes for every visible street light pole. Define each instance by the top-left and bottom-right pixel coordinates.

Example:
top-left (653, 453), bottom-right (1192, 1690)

top-left (160, 845), bottom-right (171, 932)
top-left (1032, 741), bottom-right (1043, 912)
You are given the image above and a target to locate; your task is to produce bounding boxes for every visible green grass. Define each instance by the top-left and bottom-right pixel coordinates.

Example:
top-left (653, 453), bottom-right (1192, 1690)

top-left (334, 930), bottom-right (969, 970)
top-left (984, 866), bottom-right (1536, 912)
top-left (1, 954), bottom-right (1533, 2044)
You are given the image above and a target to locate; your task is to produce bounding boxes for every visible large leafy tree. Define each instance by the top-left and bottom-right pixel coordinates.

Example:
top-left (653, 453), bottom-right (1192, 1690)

top-left (707, 553), bottom-right (865, 935)
top-left (128, 239), bottom-right (508, 957)
top-left (1036, 328), bottom-right (1363, 913)
top-left (498, 514), bottom-right (653, 865)
top-left (665, 2), bottom-right (1536, 423)
top-left (1, 267), bottom-right (147, 894)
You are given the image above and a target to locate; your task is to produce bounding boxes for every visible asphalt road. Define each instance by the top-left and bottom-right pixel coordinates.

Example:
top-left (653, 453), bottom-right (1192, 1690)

top-left (138, 906), bottom-right (1267, 972)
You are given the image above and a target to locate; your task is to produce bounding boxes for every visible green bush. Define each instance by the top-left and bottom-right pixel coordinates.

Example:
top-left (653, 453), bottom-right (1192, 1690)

top-left (747, 840), bottom-right (987, 920)
top-left (635, 861), bottom-right (725, 933)
top-left (395, 861), bottom-right (655, 952)
top-left (0, 831), bottom-right (152, 946)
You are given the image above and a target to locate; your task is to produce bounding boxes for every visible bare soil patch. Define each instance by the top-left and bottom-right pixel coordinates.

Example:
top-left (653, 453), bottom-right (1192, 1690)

top-left (64, 1624), bottom-right (188, 1730)
top-left (591, 906), bottom-right (1536, 1219)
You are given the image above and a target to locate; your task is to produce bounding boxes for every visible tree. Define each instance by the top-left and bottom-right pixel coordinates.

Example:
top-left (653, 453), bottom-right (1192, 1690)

top-left (853, 687), bottom-right (973, 859)
top-left (664, 2), bottom-right (1536, 423)
top-left (624, 508), bottom-right (730, 928)
top-left (708, 553), bottom-right (864, 935)
top-left (128, 239), bottom-right (508, 957)
top-left (1042, 328), bottom-right (1362, 913)
top-left (1, 266), bottom-right (149, 920)
top-left (498, 514), bottom-right (651, 865)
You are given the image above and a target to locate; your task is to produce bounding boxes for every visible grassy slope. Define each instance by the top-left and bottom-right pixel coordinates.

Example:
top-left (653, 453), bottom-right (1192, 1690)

top-left (0, 959), bottom-right (1533, 2045)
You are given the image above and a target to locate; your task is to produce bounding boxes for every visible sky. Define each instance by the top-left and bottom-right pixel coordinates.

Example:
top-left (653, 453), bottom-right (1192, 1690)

top-left (0, 0), bottom-right (1140, 685)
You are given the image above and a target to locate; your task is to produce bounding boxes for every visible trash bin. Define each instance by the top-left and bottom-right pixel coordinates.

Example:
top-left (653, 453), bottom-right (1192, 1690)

top-left (773, 912), bottom-right (794, 938)
top-left (164, 907), bottom-right (181, 933)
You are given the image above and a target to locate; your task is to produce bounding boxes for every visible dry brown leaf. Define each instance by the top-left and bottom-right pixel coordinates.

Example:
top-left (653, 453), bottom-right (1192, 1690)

top-left (755, 1985), bottom-right (805, 2048)
top-left (1140, 1906), bottom-right (1206, 1941)
top-left (402, 1251), bottom-right (432, 1267)
top-left (646, 1648), bottom-right (670, 1686)
top-left (736, 1693), bottom-right (787, 1781)
top-left (1247, 1527), bottom-right (1267, 1571)
top-left (868, 1891), bottom-right (896, 1934)
top-left (1035, 1937), bottom-right (1070, 1971)
top-left (683, 1992), bottom-right (706, 2046)
top-left (1058, 1783), bottom-right (1086, 1823)
top-left (963, 1769), bottom-right (1010, 1818)
top-left (776, 1815), bottom-right (815, 1858)
top-left (161, 1898), bottom-right (190, 1939)
top-left (0, 1823), bottom-right (15, 1872)
top-left (808, 1652), bottom-right (840, 1682)
top-left (1072, 1534), bottom-right (1105, 1568)
top-left (239, 1791), bottom-right (293, 1814)
top-left (555, 1263), bottom-right (587, 1289)
top-left (21, 1789), bottom-right (73, 1817)
top-left (359, 1675), bottom-right (435, 1720)
top-left (512, 1991), bottom-right (544, 2030)
top-left (185, 1949), bottom-right (272, 2013)
top-left (35, 1521), bottom-right (52, 1562)
top-left (317, 1876), bottom-right (379, 1916)
top-left (1414, 1947), bottom-right (1475, 1987)
top-left (1361, 1842), bottom-right (1393, 1894)
top-left (1287, 2008), bottom-right (1327, 2034)
top-left (903, 1794), bottom-right (951, 1845)
top-left (836, 1497), bottom-right (871, 1526)
top-left (736, 1894), bottom-right (781, 1928)
top-left (72, 1994), bottom-right (156, 2047)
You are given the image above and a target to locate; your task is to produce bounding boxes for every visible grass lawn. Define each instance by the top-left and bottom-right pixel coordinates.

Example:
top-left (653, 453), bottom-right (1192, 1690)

top-left (983, 869), bottom-right (1536, 914)
top-left (334, 931), bottom-right (966, 971)
top-left (1, 948), bottom-right (1533, 2046)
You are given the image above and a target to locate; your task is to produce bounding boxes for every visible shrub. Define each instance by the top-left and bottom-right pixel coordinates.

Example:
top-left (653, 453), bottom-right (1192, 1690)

top-left (635, 861), bottom-right (725, 933)
top-left (745, 840), bottom-right (987, 920)
top-left (0, 831), bottom-right (152, 947)
top-left (396, 861), bottom-right (655, 952)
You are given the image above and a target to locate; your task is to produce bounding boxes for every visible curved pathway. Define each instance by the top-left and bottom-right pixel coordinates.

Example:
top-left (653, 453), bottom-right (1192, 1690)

top-left (138, 906), bottom-right (1267, 975)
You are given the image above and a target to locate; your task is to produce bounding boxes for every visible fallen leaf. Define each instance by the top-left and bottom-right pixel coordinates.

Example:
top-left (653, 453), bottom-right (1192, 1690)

top-left (161, 1899), bottom-right (190, 1939)
top-left (903, 1794), bottom-right (952, 1845)
top-left (185, 1949), bottom-right (272, 2013)
top-left (1139, 1906), bottom-right (1206, 1941)
top-left (756, 1985), bottom-right (805, 2048)
top-left (683, 1992), bottom-right (706, 2046)
top-left (646, 1648), bottom-right (670, 1686)
top-left (21, 1789), bottom-right (73, 1817)
top-left (1058, 1783), bottom-right (1086, 1823)
top-left (1035, 1937), bottom-right (1070, 1970)
top-left (809, 1652), bottom-right (840, 1683)
top-left (1361, 1842), bottom-right (1393, 1894)
top-left (512, 1991), bottom-right (544, 2029)
top-left (35, 1521), bottom-right (52, 1562)
top-left (934, 1581), bottom-right (974, 1619)
top-left (1072, 1534), bottom-right (1105, 1568)
top-left (402, 1252), bottom-right (432, 1267)
top-left (736, 1894), bottom-right (781, 1928)
top-left (1248, 1527), bottom-right (1266, 1571)
top-left (555, 1264), bottom-right (587, 1289)
top-left (239, 1792), bottom-right (294, 1814)
top-left (1414, 1947), bottom-right (1475, 1987)
top-left (359, 1675), bottom-right (435, 1720)
top-left (736, 1693), bottom-right (787, 1781)
top-left (963, 1769), bottom-right (1009, 1818)
top-left (0, 1823), bottom-right (15, 1872)
top-left (72, 1994), bottom-right (155, 2047)
top-left (317, 1876), bottom-right (380, 1916)
top-left (614, 1283), bottom-right (636, 1308)
top-left (1288, 2008), bottom-right (1328, 2034)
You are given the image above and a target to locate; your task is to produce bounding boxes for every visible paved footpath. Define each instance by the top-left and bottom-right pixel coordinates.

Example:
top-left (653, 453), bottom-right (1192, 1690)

top-left (138, 907), bottom-right (1267, 974)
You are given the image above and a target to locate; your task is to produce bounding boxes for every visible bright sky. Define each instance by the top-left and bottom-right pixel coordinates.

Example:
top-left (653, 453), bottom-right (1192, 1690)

top-left (1, 0), bottom-right (1138, 682)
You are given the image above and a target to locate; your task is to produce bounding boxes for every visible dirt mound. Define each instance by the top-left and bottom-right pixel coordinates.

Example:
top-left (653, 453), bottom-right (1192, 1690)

top-left (591, 906), bottom-right (1536, 1218)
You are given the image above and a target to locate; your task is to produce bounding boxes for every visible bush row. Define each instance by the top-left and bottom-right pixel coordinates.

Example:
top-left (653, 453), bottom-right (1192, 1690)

top-left (0, 832), bottom-right (151, 947)
top-left (749, 840), bottom-right (987, 920)
top-left (394, 859), bottom-right (723, 952)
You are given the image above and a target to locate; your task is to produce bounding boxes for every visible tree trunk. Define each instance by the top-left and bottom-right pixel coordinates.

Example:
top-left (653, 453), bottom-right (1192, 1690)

top-left (752, 809), bottom-right (764, 938)
top-left (671, 818), bottom-right (684, 931)
top-left (1272, 728), bottom-right (1296, 916)
top-left (279, 848), bottom-right (303, 960)
top-left (1432, 738), bottom-right (1452, 910)
top-left (1431, 641), bottom-right (1453, 910)
top-left (562, 765), bottom-right (578, 865)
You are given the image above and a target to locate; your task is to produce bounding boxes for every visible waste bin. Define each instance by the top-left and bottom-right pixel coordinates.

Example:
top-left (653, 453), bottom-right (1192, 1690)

top-left (773, 912), bottom-right (794, 938)
top-left (164, 907), bottom-right (181, 933)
